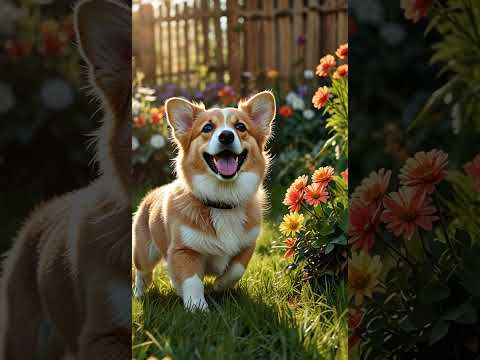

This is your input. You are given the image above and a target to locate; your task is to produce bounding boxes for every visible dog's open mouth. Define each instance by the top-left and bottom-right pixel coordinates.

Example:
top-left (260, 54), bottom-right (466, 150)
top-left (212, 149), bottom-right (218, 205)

top-left (203, 149), bottom-right (248, 179)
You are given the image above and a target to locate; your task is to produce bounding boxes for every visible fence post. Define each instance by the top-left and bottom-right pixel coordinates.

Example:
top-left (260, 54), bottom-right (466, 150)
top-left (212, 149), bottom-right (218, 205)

top-left (227, 0), bottom-right (241, 90)
top-left (138, 4), bottom-right (156, 84)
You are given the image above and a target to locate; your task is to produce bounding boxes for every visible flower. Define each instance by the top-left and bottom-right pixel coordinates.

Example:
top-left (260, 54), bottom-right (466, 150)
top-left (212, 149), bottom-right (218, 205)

top-left (336, 43), bottom-right (348, 59)
top-left (312, 166), bottom-right (334, 185)
top-left (382, 187), bottom-right (439, 240)
top-left (291, 175), bottom-right (309, 192)
top-left (304, 183), bottom-right (329, 206)
top-left (351, 169), bottom-right (391, 208)
top-left (304, 69), bottom-right (315, 79)
top-left (464, 153), bottom-right (480, 192)
top-left (132, 136), bottom-right (140, 151)
top-left (150, 107), bottom-right (165, 125)
top-left (284, 238), bottom-right (297, 258)
top-left (333, 64), bottom-right (348, 79)
top-left (150, 134), bottom-right (166, 149)
top-left (316, 54), bottom-right (336, 77)
top-left (401, 0), bottom-right (432, 23)
top-left (266, 69), bottom-right (279, 79)
top-left (296, 34), bottom-right (306, 46)
top-left (399, 149), bottom-right (448, 194)
top-left (278, 105), bottom-right (294, 117)
top-left (348, 251), bottom-right (382, 306)
top-left (303, 109), bottom-right (315, 119)
top-left (283, 187), bottom-right (303, 213)
top-left (341, 169), bottom-right (348, 184)
top-left (348, 308), bottom-right (364, 351)
top-left (286, 91), bottom-right (305, 110)
top-left (133, 116), bottom-right (146, 127)
top-left (349, 203), bottom-right (380, 252)
top-left (279, 212), bottom-right (305, 237)
top-left (312, 86), bottom-right (331, 109)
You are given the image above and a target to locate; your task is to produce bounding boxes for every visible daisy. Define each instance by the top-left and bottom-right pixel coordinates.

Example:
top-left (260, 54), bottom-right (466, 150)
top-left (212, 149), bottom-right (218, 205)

top-left (333, 64), bottom-right (348, 79)
top-left (348, 251), bottom-right (382, 306)
top-left (399, 149), bottom-right (448, 194)
top-left (336, 43), bottom-right (348, 59)
top-left (348, 203), bottom-right (380, 252)
top-left (279, 212), bottom-right (305, 237)
top-left (315, 54), bottom-right (336, 77)
top-left (381, 187), bottom-right (439, 241)
top-left (304, 183), bottom-right (329, 206)
top-left (312, 166), bottom-right (334, 184)
top-left (283, 186), bottom-right (303, 213)
top-left (312, 86), bottom-right (331, 109)
top-left (351, 168), bottom-right (391, 208)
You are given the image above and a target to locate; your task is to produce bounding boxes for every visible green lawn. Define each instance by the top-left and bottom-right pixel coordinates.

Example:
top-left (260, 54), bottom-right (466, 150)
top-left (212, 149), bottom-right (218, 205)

top-left (131, 212), bottom-right (348, 360)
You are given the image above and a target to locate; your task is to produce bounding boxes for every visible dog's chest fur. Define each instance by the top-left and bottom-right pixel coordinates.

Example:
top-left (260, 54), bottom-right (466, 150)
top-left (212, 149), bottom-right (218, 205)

top-left (179, 206), bottom-right (260, 275)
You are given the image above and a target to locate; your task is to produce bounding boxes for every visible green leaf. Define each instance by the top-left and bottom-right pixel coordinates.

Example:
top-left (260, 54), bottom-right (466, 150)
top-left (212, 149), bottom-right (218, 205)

top-left (325, 243), bottom-right (335, 254)
top-left (331, 234), bottom-right (347, 246)
top-left (418, 282), bottom-right (451, 304)
top-left (428, 320), bottom-right (450, 345)
top-left (443, 302), bottom-right (478, 324)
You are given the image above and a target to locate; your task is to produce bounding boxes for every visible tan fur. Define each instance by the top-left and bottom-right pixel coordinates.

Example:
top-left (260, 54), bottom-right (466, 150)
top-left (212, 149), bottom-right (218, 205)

top-left (133, 91), bottom-right (276, 309)
top-left (0, 1), bottom-right (131, 358)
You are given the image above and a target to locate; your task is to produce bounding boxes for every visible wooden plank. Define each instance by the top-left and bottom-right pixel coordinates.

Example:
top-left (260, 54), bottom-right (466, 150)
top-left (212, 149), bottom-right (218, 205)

top-left (277, 0), bottom-right (291, 91)
top-left (306, 0), bottom-right (319, 72)
top-left (292, 0), bottom-right (303, 84)
top-left (263, 0), bottom-right (276, 74)
top-left (213, 0), bottom-right (224, 82)
top-left (244, 0), bottom-right (258, 80)
top-left (139, 3), bottom-right (156, 84)
top-left (166, 0), bottom-right (173, 83)
top-left (157, 3), bottom-right (165, 82)
top-left (175, 3), bottom-right (182, 87)
top-left (201, 0), bottom-right (210, 71)
top-left (183, 2), bottom-right (191, 88)
top-left (227, 0), bottom-right (240, 90)
top-left (193, 0), bottom-right (201, 87)
top-left (324, 0), bottom-right (337, 55)
top-left (337, 1), bottom-right (348, 45)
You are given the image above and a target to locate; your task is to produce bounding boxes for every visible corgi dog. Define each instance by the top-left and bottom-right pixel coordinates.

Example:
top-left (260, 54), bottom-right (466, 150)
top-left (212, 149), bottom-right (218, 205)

top-left (132, 91), bottom-right (276, 311)
top-left (0, 1), bottom-right (131, 358)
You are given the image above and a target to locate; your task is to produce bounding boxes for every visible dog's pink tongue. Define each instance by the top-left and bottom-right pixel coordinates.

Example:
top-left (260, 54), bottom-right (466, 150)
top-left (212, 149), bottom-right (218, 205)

top-left (215, 156), bottom-right (238, 176)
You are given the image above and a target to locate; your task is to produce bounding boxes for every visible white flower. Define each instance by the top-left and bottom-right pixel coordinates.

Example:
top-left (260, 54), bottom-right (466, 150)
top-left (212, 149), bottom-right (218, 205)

top-left (144, 95), bottom-right (157, 102)
top-left (150, 134), bottom-right (166, 149)
top-left (137, 87), bottom-right (156, 96)
top-left (0, 82), bottom-right (16, 114)
top-left (286, 91), bottom-right (305, 110)
top-left (304, 70), bottom-right (314, 79)
top-left (132, 99), bottom-right (141, 116)
top-left (303, 109), bottom-right (315, 120)
top-left (132, 136), bottom-right (140, 151)
top-left (40, 78), bottom-right (74, 110)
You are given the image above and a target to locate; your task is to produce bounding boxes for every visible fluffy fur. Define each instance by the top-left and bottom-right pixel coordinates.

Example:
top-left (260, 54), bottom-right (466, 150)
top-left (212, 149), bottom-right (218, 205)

top-left (132, 91), bottom-right (276, 311)
top-left (0, 1), bottom-right (131, 358)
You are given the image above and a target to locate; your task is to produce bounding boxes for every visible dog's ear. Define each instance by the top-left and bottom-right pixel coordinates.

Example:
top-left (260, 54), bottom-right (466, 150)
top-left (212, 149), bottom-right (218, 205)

top-left (165, 97), bottom-right (204, 144)
top-left (75, 0), bottom-right (131, 118)
top-left (240, 91), bottom-right (276, 137)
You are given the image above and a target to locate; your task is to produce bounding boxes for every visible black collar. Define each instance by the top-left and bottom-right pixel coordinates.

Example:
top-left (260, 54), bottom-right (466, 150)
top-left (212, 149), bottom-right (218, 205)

top-left (203, 199), bottom-right (236, 209)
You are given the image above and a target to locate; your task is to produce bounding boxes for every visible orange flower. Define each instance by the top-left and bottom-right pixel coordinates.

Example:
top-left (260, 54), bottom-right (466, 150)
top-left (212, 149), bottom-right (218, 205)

top-left (150, 107), bottom-right (165, 125)
top-left (291, 175), bottom-right (309, 192)
top-left (341, 169), bottom-right (348, 184)
top-left (304, 183), bottom-right (329, 206)
top-left (333, 64), bottom-right (348, 79)
top-left (399, 149), bottom-right (448, 194)
top-left (312, 166), bottom-right (334, 184)
top-left (401, 0), bottom-right (432, 23)
top-left (312, 86), bottom-right (331, 109)
top-left (315, 54), bottom-right (336, 77)
top-left (278, 105), bottom-right (294, 117)
top-left (133, 115), bottom-right (146, 127)
top-left (283, 186), bottom-right (303, 213)
top-left (464, 153), bottom-right (480, 192)
top-left (348, 203), bottom-right (380, 252)
top-left (381, 187), bottom-right (439, 240)
top-left (351, 169), bottom-right (391, 208)
top-left (336, 43), bottom-right (348, 60)
top-left (267, 69), bottom-right (279, 79)
top-left (284, 238), bottom-right (297, 258)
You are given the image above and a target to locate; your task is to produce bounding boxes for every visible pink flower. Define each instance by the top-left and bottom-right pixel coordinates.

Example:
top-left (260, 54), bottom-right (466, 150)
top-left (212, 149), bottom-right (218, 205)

top-left (351, 169), bottom-right (391, 208)
top-left (349, 203), bottom-right (381, 252)
top-left (401, 0), bottom-right (432, 22)
top-left (304, 183), bottom-right (329, 206)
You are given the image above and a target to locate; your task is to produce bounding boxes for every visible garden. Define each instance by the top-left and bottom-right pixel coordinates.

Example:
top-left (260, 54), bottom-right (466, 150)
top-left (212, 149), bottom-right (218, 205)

top-left (131, 1), bottom-right (349, 358)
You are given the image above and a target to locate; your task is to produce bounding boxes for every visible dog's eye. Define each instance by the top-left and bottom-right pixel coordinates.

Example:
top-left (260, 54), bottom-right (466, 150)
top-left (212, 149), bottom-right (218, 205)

top-left (235, 123), bottom-right (247, 132)
top-left (202, 123), bottom-right (214, 133)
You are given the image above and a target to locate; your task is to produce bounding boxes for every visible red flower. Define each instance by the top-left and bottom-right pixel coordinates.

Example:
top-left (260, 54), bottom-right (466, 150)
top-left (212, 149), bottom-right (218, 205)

top-left (312, 166), bottom-right (334, 185)
top-left (284, 238), bottom-right (297, 258)
top-left (333, 64), bottom-right (348, 79)
top-left (312, 86), bottom-right (331, 109)
top-left (150, 107), bottom-right (165, 125)
top-left (283, 187), bottom-right (303, 213)
top-left (291, 175), bottom-right (309, 192)
top-left (341, 169), bottom-right (349, 184)
top-left (348, 308), bottom-right (364, 351)
top-left (349, 203), bottom-right (380, 252)
top-left (133, 116), bottom-right (146, 127)
top-left (401, 0), bottom-right (433, 23)
top-left (399, 149), bottom-right (448, 194)
top-left (382, 187), bottom-right (439, 240)
top-left (316, 54), bottom-right (336, 77)
top-left (464, 153), bottom-right (480, 192)
top-left (336, 43), bottom-right (348, 60)
top-left (351, 169), bottom-right (391, 208)
top-left (304, 183), bottom-right (329, 206)
top-left (279, 105), bottom-right (294, 117)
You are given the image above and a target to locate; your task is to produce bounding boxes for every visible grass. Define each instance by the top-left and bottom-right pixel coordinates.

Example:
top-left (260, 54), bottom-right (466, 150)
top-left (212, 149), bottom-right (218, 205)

top-left (132, 185), bottom-right (347, 360)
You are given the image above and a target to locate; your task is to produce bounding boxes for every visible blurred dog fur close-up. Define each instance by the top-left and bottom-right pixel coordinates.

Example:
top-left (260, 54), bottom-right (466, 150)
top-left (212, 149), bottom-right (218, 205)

top-left (0, 0), bottom-right (131, 358)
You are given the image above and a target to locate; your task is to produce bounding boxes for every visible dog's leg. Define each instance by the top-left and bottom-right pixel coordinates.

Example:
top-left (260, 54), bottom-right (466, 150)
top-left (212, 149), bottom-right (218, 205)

top-left (169, 248), bottom-right (208, 311)
top-left (213, 245), bottom-right (255, 292)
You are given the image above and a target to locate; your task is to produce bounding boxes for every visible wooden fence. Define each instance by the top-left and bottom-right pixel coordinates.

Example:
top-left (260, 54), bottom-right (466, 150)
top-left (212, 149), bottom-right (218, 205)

top-left (133, 0), bottom-right (347, 92)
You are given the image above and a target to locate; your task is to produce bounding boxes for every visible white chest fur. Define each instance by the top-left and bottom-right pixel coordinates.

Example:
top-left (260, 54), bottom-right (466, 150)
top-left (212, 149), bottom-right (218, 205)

top-left (179, 207), bottom-right (260, 267)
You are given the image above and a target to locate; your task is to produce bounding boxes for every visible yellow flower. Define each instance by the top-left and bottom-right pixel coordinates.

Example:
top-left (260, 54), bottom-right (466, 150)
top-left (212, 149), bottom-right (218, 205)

top-left (266, 69), bottom-right (279, 79)
top-left (279, 212), bottom-right (305, 236)
top-left (348, 251), bottom-right (382, 306)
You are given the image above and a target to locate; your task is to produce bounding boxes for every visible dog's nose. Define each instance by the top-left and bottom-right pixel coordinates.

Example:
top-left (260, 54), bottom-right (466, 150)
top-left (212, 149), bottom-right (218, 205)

top-left (218, 130), bottom-right (235, 145)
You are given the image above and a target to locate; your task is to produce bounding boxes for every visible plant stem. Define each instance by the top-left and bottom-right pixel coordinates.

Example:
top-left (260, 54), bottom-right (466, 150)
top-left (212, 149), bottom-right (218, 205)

top-left (376, 232), bottom-right (418, 273)
top-left (434, 192), bottom-right (460, 265)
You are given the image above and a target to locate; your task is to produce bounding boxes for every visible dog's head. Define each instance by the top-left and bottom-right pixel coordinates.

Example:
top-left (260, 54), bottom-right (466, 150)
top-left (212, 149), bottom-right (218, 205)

top-left (75, 0), bottom-right (131, 205)
top-left (166, 91), bottom-right (275, 205)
